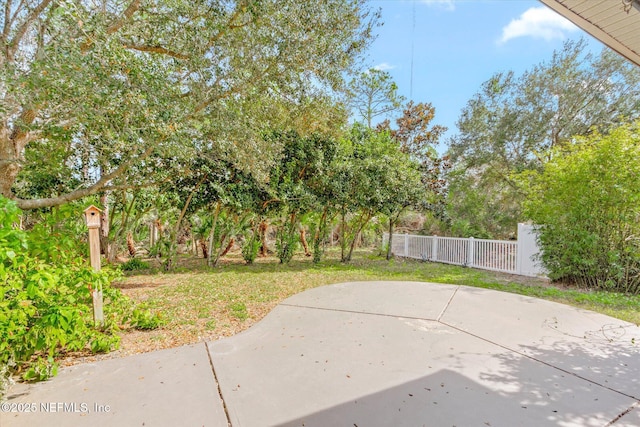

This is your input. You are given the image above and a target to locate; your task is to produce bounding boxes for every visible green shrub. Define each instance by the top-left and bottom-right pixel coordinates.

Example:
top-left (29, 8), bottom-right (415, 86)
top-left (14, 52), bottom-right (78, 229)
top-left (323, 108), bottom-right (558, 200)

top-left (275, 224), bottom-right (298, 264)
top-left (0, 197), bottom-right (158, 397)
top-left (523, 124), bottom-right (640, 293)
top-left (241, 230), bottom-right (261, 264)
top-left (130, 308), bottom-right (165, 330)
top-left (121, 258), bottom-right (150, 271)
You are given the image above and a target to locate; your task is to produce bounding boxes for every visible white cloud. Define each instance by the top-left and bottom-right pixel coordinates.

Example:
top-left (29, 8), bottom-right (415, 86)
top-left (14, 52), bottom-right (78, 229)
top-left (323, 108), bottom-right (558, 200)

top-left (373, 62), bottom-right (396, 71)
top-left (420, 0), bottom-right (455, 12)
top-left (499, 6), bottom-right (579, 44)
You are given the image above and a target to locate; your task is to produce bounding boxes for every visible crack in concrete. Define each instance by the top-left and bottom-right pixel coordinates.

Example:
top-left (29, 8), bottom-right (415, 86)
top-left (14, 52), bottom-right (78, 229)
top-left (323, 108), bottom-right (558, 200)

top-left (605, 400), bottom-right (640, 426)
top-left (437, 286), bottom-right (460, 321)
top-left (282, 298), bottom-right (640, 411)
top-left (205, 341), bottom-right (233, 427)
top-left (279, 303), bottom-right (440, 322)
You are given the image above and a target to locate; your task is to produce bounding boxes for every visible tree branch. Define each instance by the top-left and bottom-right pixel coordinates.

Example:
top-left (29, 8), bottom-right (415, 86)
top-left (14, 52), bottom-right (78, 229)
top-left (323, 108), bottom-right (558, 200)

top-left (6, 0), bottom-right (52, 61)
top-left (10, 108), bottom-right (38, 155)
top-left (122, 44), bottom-right (189, 60)
top-left (15, 144), bottom-right (156, 210)
top-left (2, 0), bottom-right (14, 47)
top-left (106, 0), bottom-right (141, 35)
top-left (80, 0), bottom-right (141, 52)
top-left (206, 4), bottom-right (249, 48)
top-left (0, 158), bottom-right (23, 168)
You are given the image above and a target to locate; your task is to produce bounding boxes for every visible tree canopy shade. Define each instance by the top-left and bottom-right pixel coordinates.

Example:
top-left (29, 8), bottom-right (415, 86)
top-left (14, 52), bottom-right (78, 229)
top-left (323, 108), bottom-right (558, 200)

top-left (1, 0), bottom-right (379, 209)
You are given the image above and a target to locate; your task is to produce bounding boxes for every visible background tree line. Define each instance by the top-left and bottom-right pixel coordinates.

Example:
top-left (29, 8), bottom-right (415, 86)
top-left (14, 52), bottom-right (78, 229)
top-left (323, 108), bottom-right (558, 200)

top-left (443, 39), bottom-right (640, 293)
top-left (445, 39), bottom-right (640, 240)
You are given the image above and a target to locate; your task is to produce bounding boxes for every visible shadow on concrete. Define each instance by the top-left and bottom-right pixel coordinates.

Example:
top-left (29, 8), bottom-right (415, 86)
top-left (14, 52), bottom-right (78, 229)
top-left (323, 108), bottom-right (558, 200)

top-left (481, 337), bottom-right (640, 400)
top-left (274, 369), bottom-right (542, 427)
top-left (271, 320), bottom-right (639, 427)
top-left (274, 367), bottom-right (635, 427)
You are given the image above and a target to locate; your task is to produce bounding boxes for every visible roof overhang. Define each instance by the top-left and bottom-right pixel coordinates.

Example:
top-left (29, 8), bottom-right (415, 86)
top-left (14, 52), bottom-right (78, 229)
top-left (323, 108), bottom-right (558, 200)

top-left (539, 0), bottom-right (640, 67)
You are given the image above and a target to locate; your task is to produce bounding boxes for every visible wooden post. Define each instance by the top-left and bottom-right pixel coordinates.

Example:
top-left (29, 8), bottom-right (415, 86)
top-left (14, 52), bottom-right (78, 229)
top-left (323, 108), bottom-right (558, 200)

top-left (84, 206), bottom-right (104, 325)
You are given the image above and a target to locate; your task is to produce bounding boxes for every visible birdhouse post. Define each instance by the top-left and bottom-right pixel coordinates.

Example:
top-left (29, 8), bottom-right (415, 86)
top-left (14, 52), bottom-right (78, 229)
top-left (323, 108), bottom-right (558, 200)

top-left (83, 205), bottom-right (104, 325)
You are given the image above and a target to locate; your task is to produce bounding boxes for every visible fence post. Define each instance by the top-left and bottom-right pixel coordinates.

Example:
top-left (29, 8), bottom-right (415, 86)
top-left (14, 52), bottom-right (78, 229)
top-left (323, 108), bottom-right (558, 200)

top-left (516, 230), bottom-right (522, 275)
top-left (431, 236), bottom-right (438, 262)
top-left (404, 233), bottom-right (409, 257)
top-left (467, 237), bottom-right (474, 267)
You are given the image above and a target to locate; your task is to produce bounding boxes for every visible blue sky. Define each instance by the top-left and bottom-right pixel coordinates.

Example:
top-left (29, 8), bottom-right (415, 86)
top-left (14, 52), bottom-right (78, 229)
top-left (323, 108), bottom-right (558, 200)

top-left (364, 0), bottom-right (604, 147)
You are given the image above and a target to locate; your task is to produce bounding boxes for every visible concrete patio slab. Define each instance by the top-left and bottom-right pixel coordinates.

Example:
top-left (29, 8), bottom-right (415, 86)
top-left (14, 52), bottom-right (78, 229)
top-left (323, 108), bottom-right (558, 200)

top-left (208, 284), bottom-right (639, 427)
top-left (1, 343), bottom-right (227, 427)
top-left (439, 286), bottom-right (640, 399)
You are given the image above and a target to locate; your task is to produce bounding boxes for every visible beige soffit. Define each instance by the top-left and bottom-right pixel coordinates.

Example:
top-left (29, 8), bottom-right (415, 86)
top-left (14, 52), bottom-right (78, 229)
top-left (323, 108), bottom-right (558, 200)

top-left (539, 0), bottom-right (640, 67)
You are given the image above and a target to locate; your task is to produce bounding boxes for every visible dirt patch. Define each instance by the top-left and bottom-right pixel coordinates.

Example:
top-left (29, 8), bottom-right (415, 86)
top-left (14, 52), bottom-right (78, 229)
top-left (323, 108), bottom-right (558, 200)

top-left (113, 280), bottom-right (166, 290)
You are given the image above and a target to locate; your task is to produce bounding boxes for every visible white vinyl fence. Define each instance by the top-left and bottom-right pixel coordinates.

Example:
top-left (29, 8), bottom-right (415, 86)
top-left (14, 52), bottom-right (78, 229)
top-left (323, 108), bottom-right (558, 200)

top-left (382, 223), bottom-right (545, 277)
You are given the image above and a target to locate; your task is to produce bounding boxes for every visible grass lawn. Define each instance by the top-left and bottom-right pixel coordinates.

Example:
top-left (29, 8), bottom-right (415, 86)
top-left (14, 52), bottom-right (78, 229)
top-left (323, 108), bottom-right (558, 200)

top-left (100, 248), bottom-right (640, 361)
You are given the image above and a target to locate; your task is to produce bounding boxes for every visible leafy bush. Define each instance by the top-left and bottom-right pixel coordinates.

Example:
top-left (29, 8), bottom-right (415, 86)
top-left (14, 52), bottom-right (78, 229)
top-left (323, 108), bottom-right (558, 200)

top-left (241, 230), bottom-right (261, 264)
top-left (275, 225), bottom-right (298, 264)
top-left (121, 258), bottom-right (150, 271)
top-left (523, 124), bottom-right (640, 293)
top-left (129, 308), bottom-right (165, 330)
top-left (0, 198), bottom-right (161, 397)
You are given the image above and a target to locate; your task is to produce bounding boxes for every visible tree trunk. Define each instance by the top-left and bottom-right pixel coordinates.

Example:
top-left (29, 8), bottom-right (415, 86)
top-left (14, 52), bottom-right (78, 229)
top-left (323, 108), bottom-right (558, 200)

top-left (0, 149), bottom-right (20, 200)
top-left (258, 219), bottom-right (269, 257)
top-left (0, 110), bottom-right (36, 200)
top-left (149, 222), bottom-right (157, 247)
top-left (300, 228), bottom-right (311, 257)
top-left (220, 238), bottom-right (235, 257)
top-left (126, 231), bottom-right (136, 257)
top-left (345, 212), bottom-right (372, 262)
top-left (199, 239), bottom-right (208, 258)
top-left (312, 208), bottom-right (330, 263)
top-left (100, 193), bottom-right (112, 259)
top-left (166, 175), bottom-right (206, 270)
top-left (155, 219), bottom-right (164, 241)
top-left (340, 211), bottom-right (347, 262)
top-left (207, 202), bottom-right (222, 267)
top-left (112, 191), bottom-right (138, 261)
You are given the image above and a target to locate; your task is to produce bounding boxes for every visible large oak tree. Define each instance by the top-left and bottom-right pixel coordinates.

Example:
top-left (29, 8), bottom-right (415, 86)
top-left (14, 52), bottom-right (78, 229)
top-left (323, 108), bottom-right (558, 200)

top-left (1, 0), bottom-right (378, 209)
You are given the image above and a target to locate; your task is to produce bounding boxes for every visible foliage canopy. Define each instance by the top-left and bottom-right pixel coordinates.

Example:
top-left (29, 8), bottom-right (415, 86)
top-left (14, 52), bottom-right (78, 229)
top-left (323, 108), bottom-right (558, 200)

top-left (1, 0), bottom-right (378, 209)
top-left (446, 39), bottom-right (640, 238)
top-left (523, 123), bottom-right (640, 294)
